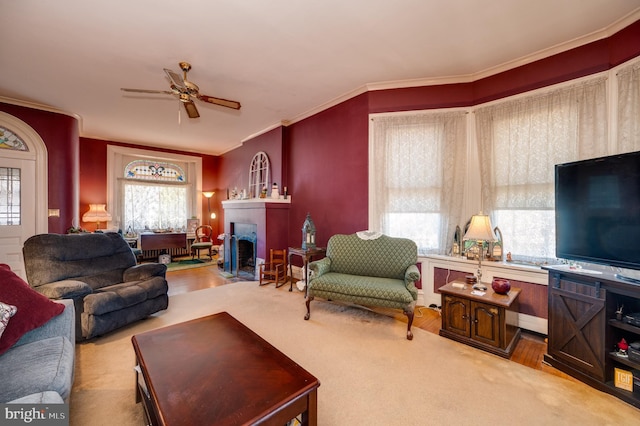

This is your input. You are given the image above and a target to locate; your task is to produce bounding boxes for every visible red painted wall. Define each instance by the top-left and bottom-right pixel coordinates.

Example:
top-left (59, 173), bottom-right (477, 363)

top-left (277, 19), bottom-right (640, 255)
top-left (0, 103), bottom-right (79, 234)
top-left (78, 137), bottom-right (220, 232)
top-left (286, 94), bottom-right (370, 249)
top-left (217, 126), bottom-right (284, 235)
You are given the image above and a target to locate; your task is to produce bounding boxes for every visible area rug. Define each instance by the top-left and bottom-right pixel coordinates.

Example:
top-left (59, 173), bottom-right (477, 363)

top-left (164, 258), bottom-right (214, 271)
top-left (70, 282), bottom-right (639, 425)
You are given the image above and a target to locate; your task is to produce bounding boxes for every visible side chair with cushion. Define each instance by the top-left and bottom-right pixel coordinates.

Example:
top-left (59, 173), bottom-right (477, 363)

top-left (23, 232), bottom-right (169, 341)
top-left (191, 225), bottom-right (214, 260)
top-left (259, 248), bottom-right (288, 287)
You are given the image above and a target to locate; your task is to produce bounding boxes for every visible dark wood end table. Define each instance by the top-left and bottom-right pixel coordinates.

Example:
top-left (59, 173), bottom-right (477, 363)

top-left (439, 280), bottom-right (521, 358)
top-left (288, 247), bottom-right (326, 293)
top-left (132, 312), bottom-right (320, 425)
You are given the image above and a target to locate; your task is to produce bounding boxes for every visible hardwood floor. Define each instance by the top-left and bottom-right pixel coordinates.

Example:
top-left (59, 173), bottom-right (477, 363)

top-left (166, 263), bottom-right (569, 378)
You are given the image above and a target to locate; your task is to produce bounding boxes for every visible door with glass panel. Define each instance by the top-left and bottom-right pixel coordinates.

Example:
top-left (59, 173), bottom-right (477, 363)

top-left (0, 156), bottom-right (36, 278)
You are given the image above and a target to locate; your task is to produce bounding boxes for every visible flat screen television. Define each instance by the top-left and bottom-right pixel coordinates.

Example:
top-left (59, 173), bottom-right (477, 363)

top-left (555, 151), bottom-right (640, 275)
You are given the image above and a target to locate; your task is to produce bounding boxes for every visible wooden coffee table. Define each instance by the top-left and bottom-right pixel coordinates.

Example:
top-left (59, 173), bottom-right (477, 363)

top-left (132, 312), bottom-right (320, 425)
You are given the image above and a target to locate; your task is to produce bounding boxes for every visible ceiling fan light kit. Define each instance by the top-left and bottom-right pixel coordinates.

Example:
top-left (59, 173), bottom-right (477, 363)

top-left (121, 62), bottom-right (241, 119)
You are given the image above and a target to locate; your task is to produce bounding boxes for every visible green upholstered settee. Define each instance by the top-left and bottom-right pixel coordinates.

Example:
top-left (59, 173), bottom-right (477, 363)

top-left (305, 233), bottom-right (420, 340)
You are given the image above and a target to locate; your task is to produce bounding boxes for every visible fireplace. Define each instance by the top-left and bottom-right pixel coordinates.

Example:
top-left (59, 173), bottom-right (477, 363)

top-left (222, 199), bottom-right (291, 278)
top-left (224, 223), bottom-right (257, 279)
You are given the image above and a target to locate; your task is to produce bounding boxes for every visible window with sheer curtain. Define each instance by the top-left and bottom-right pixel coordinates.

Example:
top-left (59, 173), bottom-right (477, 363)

top-left (617, 60), bottom-right (640, 154)
top-left (475, 77), bottom-right (608, 262)
top-left (121, 160), bottom-right (190, 232)
top-left (370, 111), bottom-right (467, 255)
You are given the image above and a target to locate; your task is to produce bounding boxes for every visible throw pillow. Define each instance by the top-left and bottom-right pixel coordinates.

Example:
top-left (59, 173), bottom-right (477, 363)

top-left (0, 264), bottom-right (64, 355)
top-left (0, 301), bottom-right (18, 340)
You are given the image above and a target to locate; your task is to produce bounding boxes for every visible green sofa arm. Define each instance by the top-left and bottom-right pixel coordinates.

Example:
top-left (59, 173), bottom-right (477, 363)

top-left (404, 264), bottom-right (420, 300)
top-left (34, 280), bottom-right (93, 300)
top-left (405, 264), bottom-right (420, 283)
top-left (308, 257), bottom-right (331, 278)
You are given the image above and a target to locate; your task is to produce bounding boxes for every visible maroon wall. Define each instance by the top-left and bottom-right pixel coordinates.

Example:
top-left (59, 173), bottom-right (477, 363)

top-left (0, 103), bottom-right (79, 234)
top-left (278, 19), bottom-right (640, 255)
top-left (286, 94), bottom-right (369, 249)
top-left (78, 137), bottom-right (220, 233)
top-left (217, 126), bottom-right (284, 234)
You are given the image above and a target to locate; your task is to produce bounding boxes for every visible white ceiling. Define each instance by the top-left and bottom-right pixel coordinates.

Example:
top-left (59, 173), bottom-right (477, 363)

top-left (1, 1), bottom-right (640, 155)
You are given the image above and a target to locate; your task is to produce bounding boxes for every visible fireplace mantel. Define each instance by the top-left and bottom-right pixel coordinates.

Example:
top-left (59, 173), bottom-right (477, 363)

top-left (222, 197), bottom-right (291, 207)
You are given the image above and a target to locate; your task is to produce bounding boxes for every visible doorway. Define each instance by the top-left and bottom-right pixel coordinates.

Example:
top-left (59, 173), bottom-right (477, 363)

top-left (0, 112), bottom-right (48, 279)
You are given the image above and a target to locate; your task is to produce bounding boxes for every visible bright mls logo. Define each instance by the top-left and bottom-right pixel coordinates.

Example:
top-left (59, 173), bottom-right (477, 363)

top-left (0, 404), bottom-right (68, 425)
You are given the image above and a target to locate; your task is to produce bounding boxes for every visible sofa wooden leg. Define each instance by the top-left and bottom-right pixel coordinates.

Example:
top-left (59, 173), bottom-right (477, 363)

top-left (404, 308), bottom-right (414, 340)
top-left (304, 296), bottom-right (314, 320)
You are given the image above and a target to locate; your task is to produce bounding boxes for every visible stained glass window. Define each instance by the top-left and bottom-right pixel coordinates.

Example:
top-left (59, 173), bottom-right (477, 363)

top-left (0, 167), bottom-right (20, 225)
top-left (0, 127), bottom-right (28, 151)
top-left (124, 160), bottom-right (185, 181)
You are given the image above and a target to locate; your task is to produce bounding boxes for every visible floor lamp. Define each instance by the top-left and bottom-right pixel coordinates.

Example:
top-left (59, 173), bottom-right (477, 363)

top-left (202, 191), bottom-right (215, 225)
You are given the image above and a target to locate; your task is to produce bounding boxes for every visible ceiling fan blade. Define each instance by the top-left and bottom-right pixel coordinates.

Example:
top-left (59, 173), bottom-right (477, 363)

top-left (183, 100), bottom-right (200, 118)
top-left (198, 94), bottom-right (241, 110)
top-left (164, 68), bottom-right (187, 90)
top-left (121, 88), bottom-right (173, 95)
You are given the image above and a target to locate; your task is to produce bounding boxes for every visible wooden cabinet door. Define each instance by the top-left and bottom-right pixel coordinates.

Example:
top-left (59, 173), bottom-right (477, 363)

top-left (548, 274), bottom-right (606, 381)
top-left (443, 295), bottom-right (470, 337)
top-left (471, 302), bottom-right (501, 348)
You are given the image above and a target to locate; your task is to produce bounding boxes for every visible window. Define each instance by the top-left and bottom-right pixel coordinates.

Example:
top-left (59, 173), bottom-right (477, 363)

top-left (0, 167), bottom-right (20, 225)
top-left (617, 60), bottom-right (640, 153)
top-left (0, 127), bottom-right (27, 225)
top-left (475, 77), bottom-right (608, 262)
top-left (121, 160), bottom-right (189, 231)
top-left (370, 111), bottom-right (467, 255)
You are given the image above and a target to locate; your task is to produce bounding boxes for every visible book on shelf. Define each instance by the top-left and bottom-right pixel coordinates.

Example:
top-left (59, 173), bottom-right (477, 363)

top-left (614, 367), bottom-right (634, 392)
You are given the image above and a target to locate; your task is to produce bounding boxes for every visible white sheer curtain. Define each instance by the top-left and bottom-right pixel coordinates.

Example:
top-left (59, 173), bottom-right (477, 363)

top-left (475, 77), bottom-right (608, 261)
top-left (121, 180), bottom-right (189, 232)
top-left (370, 111), bottom-right (467, 255)
top-left (617, 60), bottom-right (640, 153)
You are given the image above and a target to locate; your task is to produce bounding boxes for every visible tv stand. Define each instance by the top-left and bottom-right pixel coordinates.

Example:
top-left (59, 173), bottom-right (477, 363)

top-left (544, 266), bottom-right (640, 408)
top-left (614, 273), bottom-right (640, 286)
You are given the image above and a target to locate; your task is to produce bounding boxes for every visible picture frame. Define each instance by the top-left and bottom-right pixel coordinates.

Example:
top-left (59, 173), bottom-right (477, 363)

top-left (187, 218), bottom-right (199, 236)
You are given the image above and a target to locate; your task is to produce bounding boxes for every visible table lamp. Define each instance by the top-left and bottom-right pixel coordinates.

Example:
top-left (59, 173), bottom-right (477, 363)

top-left (463, 213), bottom-right (497, 290)
top-left (82, 204), bottom-right (112, 231)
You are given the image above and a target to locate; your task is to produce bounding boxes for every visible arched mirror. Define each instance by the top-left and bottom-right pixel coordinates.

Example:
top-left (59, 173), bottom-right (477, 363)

top-left (249, 151), bottom-right (270, 198)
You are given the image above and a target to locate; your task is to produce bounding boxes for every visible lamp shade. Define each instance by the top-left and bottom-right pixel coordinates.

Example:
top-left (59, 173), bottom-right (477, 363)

top-left (82, 204), bottom-right (112, 223)
top-left (463, 213), bottom-right (497, 242)
top-left (202, 191), bottom-right (215, 198)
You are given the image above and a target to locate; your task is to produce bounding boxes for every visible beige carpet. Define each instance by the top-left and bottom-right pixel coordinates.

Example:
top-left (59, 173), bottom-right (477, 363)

top-left (71, 282), bottom-right (640, 425)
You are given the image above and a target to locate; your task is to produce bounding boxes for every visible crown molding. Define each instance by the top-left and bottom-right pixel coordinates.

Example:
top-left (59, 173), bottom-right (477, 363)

top-left (368, 9), bottom-right (640, 91)
top-left (254, 10), bottom-right (640, 135)
top-left (0, 95), bottom-right (83, 130)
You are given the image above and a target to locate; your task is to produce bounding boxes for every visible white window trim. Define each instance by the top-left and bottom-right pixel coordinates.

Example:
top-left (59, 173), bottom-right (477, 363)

top-left (106, 145), bottom-right (203, 230)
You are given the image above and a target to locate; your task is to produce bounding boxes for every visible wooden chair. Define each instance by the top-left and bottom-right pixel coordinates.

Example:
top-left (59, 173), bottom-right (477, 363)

top-left (259, 248), bottom-right (288, 287)
top-left (191, 225), bottom-right (214, 259)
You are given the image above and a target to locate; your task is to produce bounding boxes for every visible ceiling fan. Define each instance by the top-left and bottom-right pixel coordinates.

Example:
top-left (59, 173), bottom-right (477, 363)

top-left (121, 61), bottom-right (241, 119)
